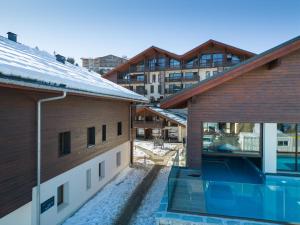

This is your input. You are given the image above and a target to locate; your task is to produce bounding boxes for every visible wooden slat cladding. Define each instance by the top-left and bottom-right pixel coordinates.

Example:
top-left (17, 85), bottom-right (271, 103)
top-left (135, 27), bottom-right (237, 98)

top-left (41, 95), bottom-right (130, 181)
top-left (187, 49), bottom-right (300, 168)
top-left (0, 88), bottom-right (36, 217)
top-left (0, 87), bottom-right (130, 217)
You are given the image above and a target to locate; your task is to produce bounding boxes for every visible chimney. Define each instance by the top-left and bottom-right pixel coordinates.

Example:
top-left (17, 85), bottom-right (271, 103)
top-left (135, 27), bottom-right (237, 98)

top-left (55, 54), bottom-right (66, 64)
top-left (7, 32), bottom-right (17, 42)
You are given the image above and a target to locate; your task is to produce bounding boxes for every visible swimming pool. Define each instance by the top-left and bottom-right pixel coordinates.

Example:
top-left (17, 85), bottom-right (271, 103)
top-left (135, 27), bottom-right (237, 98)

top-left (168, 157), bottom-right (300, 224)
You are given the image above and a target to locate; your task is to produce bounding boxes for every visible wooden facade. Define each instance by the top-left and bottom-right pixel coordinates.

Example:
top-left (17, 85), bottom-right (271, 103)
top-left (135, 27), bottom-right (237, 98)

top-left (0, 86), bottom-right (131, 217)
top-left (185, 49), bottom-right (300, 167)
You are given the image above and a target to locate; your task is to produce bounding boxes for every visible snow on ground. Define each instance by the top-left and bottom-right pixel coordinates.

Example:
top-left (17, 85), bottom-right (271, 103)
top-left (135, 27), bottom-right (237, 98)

top-left (134, 140), bottom-right (178, 157)
top-left (129, 166), bottom-right (171, 225)
top-left (63, 166), bottom-right (149, 225)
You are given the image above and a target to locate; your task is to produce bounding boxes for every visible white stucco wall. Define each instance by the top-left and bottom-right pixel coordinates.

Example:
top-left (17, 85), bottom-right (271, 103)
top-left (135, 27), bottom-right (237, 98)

top-left (0, 202), bottom-right (32, 225)
top-left (32, 141), bottom-right (130, 225)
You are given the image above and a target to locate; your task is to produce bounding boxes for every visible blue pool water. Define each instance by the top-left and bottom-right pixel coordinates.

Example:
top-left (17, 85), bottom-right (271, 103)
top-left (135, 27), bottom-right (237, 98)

top-left (169, 157), bottom-right (300, 224)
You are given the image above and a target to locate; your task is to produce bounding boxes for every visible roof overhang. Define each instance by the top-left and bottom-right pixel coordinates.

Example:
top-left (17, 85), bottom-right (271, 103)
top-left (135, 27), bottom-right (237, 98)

top-left (0, 74), bottom-right (149, 103)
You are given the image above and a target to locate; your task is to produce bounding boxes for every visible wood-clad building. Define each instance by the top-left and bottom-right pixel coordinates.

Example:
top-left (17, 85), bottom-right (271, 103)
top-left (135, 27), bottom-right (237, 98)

top-left (0, 34), bottom-right (147, 225)
top-left (133, 106), bottom-right (186, 142)
top-left (161, 36), bottom-right (300, 172)
top-left (103, 40), bottom-right (255, 103)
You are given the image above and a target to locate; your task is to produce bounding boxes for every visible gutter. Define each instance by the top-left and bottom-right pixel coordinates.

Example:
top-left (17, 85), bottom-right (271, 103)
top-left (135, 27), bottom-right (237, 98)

top-left (36, 91), bottom-right (67, 225)
top-left (0, 76), bottom-right (148, 104)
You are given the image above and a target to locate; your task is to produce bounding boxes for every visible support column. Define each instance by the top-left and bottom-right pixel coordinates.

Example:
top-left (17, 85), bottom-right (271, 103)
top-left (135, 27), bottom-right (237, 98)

top-left (177, 125), bottom-right (182, 142)
top-left (263, 123), bottom-right (277, 173)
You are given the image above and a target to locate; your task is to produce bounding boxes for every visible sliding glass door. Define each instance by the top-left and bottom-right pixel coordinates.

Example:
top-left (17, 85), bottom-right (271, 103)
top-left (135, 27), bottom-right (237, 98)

top-left (277, 123), bottom-right (299, 172)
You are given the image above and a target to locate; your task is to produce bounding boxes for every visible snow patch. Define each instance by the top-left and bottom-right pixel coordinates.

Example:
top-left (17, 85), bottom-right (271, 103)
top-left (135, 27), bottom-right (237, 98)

top-left (62, 166), bottom-right (149, 225)
top-left (130, 167), bottom-right (171, 225)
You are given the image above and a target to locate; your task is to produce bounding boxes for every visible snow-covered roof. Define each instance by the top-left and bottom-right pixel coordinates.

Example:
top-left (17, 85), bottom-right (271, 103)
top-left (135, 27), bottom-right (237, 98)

top-left (148, 107), bottom-right (187, 126)
top-left (0, 36), bottom-right (148, 102)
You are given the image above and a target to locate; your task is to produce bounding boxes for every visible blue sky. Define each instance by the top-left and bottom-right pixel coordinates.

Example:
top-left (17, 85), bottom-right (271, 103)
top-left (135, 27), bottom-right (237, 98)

top-left (0, 0), bottom-right (299, 64)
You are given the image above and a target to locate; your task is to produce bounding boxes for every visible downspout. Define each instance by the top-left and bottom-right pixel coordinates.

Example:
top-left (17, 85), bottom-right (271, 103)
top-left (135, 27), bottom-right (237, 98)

top-left (129, 103), bottom-right (133, 166)
top-left (36, 91), bottom-right (67, 225)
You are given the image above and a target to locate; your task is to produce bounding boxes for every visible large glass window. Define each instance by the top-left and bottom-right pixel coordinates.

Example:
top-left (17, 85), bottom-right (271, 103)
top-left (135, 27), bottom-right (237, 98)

top-left (136, 75), bottom-right (144, 81)
top-left (168, 84), bottom-right (182, 93)
top-left (169, 59), bottom-right (180, 69)
top-left (227, 54), bottom-right (241, 65)
top-left (277, 123), bottom-right (299, 172)
top-left (185, 58), bottom-right (198, 69)
top-left (202, 122), bottom-right (261, 155)
top-left (148, 58), bottom-right (156, 70)
top-left (184, 72), bottom-right (197, 79)
top-left (158, 57), bottom-right (165, 69)
top-left (212, 53), bottom-right (223, 66)
top-left (135, 61), bottom-right (145, 72)
top-left (169, 73), bottom-right (182, 81)
top-left (199, 54), bottom-right (212, 67)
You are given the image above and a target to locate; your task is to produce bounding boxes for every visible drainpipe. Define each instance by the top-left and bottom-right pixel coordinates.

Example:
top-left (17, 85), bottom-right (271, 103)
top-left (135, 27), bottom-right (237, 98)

top-left (36, 91), bottom-right (67, 225)
top-left (129, 103), bottom-right (133, 166)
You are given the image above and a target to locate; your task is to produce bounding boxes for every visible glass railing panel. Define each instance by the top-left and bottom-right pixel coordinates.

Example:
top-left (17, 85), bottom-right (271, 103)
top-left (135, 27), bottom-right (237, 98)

top-left (168, 172), bottom-right (300, 224)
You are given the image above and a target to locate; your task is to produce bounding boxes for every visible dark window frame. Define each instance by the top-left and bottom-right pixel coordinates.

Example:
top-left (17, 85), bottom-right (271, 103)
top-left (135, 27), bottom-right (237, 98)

top-left (57, 185), bottom-right (64, 206)
top-left (59, 131), bottom-right (71, 157)
top-left (102, 124), bottom-right (107, 142)
top-left (117, 122), bottom-right (122, 136)
top-left (87, 127), bottom-right (96, 147)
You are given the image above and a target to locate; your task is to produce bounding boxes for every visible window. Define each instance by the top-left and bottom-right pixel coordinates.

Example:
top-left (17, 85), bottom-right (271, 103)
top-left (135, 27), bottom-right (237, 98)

top-left (57, 185), bottom-right (64, 206)
top-left (168, 84), bottom-right (182, 93)
top-left (152, 75), bottom-right (156, 83)
top-left (57, 183), bottom-right (69, 211)
top-left (184, 72), bottom-right (197, 80)
top-left (148, 58), bottom-right (156, 70)
top-left (86, 169), bottom-right (91, 190)
top-left (200, 54), bottom-right (212, 67)
top-left (158, 85), bottom-right (162, 94)
top-left (136, 86), bottom-right (145, 95)
top-left (227, 54), bottom-right (240, 65)
top-left (150, 85), bottom-right (154, 93)
top-left (59, 131), bottom-right (71, 156)
top-left (117, 122), bottom-right (122, 136)
top-left (102, 125), bottom-right (107, 142)
top-left (185, 58), bottom-right (197, 69)
top-left (184, 83), bottom-right (194, 89)
top-left (212, 53), bottom-right (223, 66)
top-left (136, 75), bottom-right (144, 81)
top-left (87, 127), bottom-right (95, 147)
top-left (158, 57), bottom-right (165, 69)
top-left (168, 73), bottom-right (182, 81)
top-left (205, 71), bottom-right (211, 79)
top-left (116, 152), bottom-right (121, 167)
top-left (277, 123), bottom-right (300, 172)
top-left (99, 161), bottom-right (105, 180)
top-left (202, 122), bottom-right (261, 155)
top-left (169, 59), bottom-right (180, 69)
top-left (278, 141), bottom-right (288, 146)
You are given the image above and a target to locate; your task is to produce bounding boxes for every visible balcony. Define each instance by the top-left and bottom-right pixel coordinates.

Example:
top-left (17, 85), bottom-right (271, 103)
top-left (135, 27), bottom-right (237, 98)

top-left (182, 74), bottom-right (199, 82)
top-left (165, 88), bottom-right (182, 95)
top-left (165, 77), bottom-right (182, 82)
top-left (133, 120), bottom-right (164, 129)
top-left (117, 78), bottom-right (145, 84)
top-left (135, 89), bottom-right (147, 95)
